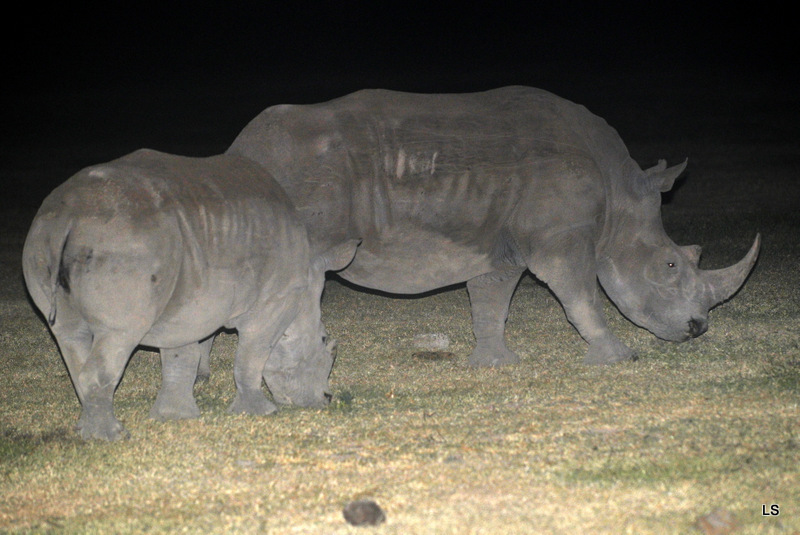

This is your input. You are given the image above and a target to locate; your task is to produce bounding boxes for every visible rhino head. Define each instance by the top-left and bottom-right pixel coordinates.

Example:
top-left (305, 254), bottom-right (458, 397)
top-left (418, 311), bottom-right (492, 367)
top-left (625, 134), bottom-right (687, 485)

top-left (263, 240), bottom-right (360, 407)
top-left (597, 159), bottom-right (760, 342)
top-left (264, 318), bottom-right (338, 408)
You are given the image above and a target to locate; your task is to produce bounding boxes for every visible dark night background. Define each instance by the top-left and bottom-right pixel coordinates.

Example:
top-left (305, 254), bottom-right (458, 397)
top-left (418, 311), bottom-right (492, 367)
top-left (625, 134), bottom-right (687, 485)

top-left (2, 2), bottom-right (797, 213)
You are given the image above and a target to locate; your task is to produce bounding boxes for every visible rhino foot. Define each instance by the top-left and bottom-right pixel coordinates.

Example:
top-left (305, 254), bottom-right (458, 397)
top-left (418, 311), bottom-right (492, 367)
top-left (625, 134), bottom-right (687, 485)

top-left (584, 337), bottom-right (637, 365)
top-left (468, 341), bottom-right (521, 368)
top-left (149, 393), bottom-right (201, 421)
top-left (228, 391), bottom-right (278, 416)
top-left (76, 409), bottom-right (129, 441)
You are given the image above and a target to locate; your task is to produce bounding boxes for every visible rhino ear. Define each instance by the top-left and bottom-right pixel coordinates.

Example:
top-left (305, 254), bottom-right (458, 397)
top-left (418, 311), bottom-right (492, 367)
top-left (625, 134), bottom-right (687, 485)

top-left (638, 158), bottom-right (688, 194)
top-left (680, 244), bottom-right (702, 266)
top-left (314, 239), bottom-right (361, 272)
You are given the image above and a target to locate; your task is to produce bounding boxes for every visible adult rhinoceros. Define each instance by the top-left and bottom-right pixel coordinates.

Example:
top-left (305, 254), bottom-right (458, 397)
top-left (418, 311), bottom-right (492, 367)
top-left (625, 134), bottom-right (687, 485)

top-left (22, 149), bottom-right (358, 440)
top-left (225, 86), bottom-right (760, 366)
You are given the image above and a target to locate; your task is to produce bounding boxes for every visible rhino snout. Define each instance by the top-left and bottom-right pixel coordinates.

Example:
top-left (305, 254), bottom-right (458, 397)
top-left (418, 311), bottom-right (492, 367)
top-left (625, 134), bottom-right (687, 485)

top-left (687, 317), bottom-right (708, 338)
top-left (295, 389), bottom-right (332, 408)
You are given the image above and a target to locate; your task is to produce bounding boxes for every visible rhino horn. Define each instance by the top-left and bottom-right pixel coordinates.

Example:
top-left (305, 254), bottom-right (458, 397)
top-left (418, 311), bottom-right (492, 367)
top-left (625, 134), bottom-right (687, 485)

top-left (703, 234), bottom-right (761, 306)
top-left (638, 158), bottom-right (688, 194)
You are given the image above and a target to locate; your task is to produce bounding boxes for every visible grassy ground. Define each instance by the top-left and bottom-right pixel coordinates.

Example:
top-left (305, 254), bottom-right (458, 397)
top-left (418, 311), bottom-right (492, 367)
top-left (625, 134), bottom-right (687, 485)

top-left (1, 208), bottom-right (798, 533)
top-left (1, 75), bottom-right (798, 533)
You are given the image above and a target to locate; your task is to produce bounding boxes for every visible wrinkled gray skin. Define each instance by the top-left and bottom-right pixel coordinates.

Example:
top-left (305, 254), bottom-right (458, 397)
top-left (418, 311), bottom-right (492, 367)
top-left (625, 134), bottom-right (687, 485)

top-left (22, 149), bottom-right (358, 440)
top-left (227, 86), bottom-right (760, 366)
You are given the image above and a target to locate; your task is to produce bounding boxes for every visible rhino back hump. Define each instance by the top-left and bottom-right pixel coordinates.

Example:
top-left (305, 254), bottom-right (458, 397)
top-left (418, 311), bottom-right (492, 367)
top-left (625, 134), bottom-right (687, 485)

top-left (227, 87), bottom-right (632, 291)
top-left (55, 150), bottom-right (300, 263)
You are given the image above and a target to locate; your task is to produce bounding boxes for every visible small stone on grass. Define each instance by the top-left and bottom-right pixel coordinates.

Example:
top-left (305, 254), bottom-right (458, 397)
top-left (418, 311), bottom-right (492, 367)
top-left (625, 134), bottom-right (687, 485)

top-left (412, 333), bottom-right (450, 350)
top-left (343, 499), bottom-right (386, 526)
top-left (695, 508), bottom-right (737, 535)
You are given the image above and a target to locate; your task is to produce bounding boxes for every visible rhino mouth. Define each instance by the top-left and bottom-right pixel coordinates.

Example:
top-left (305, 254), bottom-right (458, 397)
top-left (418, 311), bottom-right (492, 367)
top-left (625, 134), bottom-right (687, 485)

top-left (627, 307), bottom-right (709, 342)
top-left (270, 388), bottom-right (332, 408)
top-left (653, 316), bottom-right (708, 342)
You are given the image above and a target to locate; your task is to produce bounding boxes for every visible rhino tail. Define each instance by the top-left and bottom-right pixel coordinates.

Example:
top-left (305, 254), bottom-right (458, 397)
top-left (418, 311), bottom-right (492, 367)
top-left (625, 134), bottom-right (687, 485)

top-left (48, 225), bottom-right (73, 326)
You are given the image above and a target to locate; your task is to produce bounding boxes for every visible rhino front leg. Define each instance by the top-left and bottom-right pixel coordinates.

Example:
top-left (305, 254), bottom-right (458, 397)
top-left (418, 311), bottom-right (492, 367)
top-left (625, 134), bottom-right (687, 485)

top-left (228, 318), bottom-right (289, 416)
top-left (150, 339), bottom-right (212, 420)
top-left (466, 267), bottom-right (526, 367)
top-left (228, 333), bottom-right (279, 416)
top-left (527, 233), bottom-right (635, 365)
top-left (556, 286), bottom-right (636, 365)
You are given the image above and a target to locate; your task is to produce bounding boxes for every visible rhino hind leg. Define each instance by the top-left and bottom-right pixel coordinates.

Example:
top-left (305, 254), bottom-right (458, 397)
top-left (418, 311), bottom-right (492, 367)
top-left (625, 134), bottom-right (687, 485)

top-left (195, 336), bottom-right (213, 384)
top-left (49, 302), bottom-right (93, 394)
top-left (150, 340), bottom-right (212, 421)
top-left (466, 267), bottom-right (526, 367)
top-left (71, 331), bottom-right (139, 441)
top-left (525, 232), bottom-right (636, 365)
top-left (48, 303), bottom-right (129, 440)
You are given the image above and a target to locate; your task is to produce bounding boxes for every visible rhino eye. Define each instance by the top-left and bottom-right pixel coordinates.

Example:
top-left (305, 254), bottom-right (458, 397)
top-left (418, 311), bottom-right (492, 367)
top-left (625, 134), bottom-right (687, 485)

top-left (667, 262), bottom-right (676, 268)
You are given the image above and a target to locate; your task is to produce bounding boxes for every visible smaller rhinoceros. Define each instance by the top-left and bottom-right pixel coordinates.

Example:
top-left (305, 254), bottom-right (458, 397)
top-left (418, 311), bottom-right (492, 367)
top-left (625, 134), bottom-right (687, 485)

top-left (22, 149), bottom-right (358, 441)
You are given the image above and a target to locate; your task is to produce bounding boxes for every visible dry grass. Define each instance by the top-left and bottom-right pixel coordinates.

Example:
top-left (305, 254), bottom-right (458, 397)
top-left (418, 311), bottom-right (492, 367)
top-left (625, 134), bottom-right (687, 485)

top-left (1, 207), bottom-right (798, 533)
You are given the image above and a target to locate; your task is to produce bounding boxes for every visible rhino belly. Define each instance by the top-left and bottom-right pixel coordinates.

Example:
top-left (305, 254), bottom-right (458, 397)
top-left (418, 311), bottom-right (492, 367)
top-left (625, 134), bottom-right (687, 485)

top-left (140, 270), bottom-right (243, 348)
top-left (337, 228), bottom-right (496, 294)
